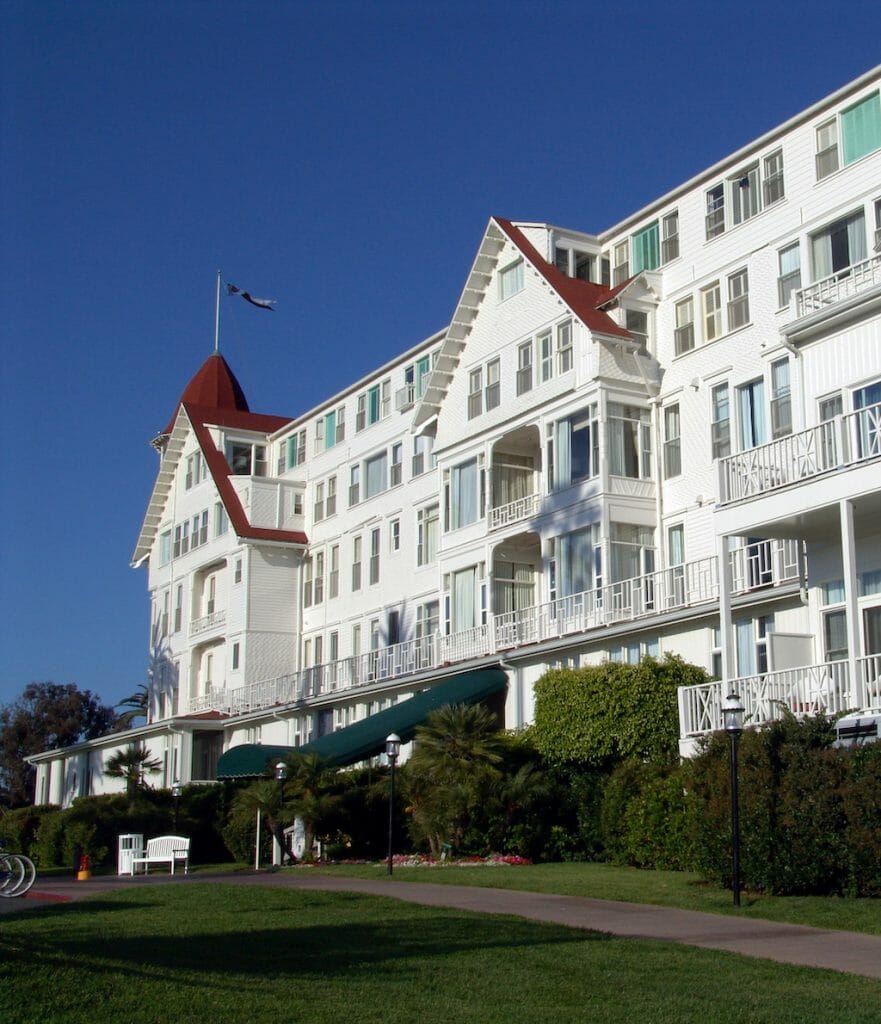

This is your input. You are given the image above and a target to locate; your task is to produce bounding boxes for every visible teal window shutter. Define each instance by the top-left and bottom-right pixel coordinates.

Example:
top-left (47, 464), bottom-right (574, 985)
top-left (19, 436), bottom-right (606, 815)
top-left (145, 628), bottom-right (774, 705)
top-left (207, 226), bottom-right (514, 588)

top-left (841, 91), bottom-right (881, 166)
top-left (324, 411), bottom-right (336, 449)
top-left (631, 222), bottom-right (659, 274)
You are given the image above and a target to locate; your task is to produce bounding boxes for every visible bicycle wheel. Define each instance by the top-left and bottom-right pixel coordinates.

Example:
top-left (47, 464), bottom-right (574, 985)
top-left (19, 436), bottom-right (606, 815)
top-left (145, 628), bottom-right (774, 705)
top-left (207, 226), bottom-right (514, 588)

top-left (0, 854), bottom-right (25, 897)
top-left (16, 855), bottom-right (37, 896)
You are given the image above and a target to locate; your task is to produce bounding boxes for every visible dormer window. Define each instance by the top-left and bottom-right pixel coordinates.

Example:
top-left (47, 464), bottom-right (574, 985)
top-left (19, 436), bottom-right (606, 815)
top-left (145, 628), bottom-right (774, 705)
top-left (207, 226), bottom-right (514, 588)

top-left (499, 259), bottom-right (524, 301)
top-left (225, 440), bottom-right (267, 476)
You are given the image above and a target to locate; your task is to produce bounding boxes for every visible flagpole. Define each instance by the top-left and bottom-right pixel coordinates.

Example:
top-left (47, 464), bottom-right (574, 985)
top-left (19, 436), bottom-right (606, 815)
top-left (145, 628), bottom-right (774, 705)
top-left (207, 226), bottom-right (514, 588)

top-left (214, 270), bottom-right (222, 354)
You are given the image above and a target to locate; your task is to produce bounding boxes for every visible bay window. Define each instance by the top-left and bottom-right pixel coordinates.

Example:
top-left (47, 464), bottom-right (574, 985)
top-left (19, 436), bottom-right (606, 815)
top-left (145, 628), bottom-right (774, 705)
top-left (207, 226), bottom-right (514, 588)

top-left (607, 403), bottom-right (651, 478)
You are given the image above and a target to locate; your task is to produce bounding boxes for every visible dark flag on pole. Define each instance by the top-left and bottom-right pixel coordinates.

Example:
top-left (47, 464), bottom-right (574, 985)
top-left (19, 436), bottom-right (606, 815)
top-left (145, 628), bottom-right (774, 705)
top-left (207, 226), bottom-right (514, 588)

top-left (227, 283), bottom-right (276, 310)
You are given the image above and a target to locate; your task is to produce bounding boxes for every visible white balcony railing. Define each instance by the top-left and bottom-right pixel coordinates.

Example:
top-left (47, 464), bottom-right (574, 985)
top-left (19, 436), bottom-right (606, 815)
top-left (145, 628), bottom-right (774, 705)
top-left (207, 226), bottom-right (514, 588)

top-left (190, 609), bottom-right (226, 637)
top-left (719, 401), bottom-right (881, 505)
top-left (489, 493), bottom-right (540, 530)
top-left (796, 254), bottom-right (881, 317)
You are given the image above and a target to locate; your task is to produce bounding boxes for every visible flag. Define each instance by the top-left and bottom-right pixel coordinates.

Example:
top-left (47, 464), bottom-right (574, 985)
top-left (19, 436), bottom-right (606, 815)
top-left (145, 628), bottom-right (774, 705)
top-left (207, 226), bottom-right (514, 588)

top-left (226, 283), bottom-right (276, 310)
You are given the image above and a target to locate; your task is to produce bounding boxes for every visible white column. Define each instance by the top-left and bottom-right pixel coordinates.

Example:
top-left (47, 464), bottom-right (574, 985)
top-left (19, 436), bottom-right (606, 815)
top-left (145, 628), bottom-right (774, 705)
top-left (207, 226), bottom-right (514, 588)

top-left (717, 534), bottom-right (733, 688)
top-left (839, 499), bottom-right (864, 707)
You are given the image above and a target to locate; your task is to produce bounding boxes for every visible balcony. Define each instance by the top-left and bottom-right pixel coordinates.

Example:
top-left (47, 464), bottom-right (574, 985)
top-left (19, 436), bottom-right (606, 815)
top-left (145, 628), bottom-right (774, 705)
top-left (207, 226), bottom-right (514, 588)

top-left (190, 609), bottom-right (226, 637)
top-left (718, 402), bottom-right (881, 505)
top-left (795, 254), bottom-right (881, 318)
top-left (489, 493), bottom-right (540, 531)
top-left (678, 654), bottom-right (881, 740)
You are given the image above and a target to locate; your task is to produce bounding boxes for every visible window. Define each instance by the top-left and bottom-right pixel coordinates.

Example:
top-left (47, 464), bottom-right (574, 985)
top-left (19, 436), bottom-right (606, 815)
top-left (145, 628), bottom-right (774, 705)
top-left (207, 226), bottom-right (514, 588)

top-left (349, 464), bottom-right (360, 506)
top-left (711, 383), bottom-right (731, 459)
top-left (315, 406), bottom-right (345, 453)
top-left (770, 359), bottom-right (792, 438)
top-left (701, 282), bottom-right (722, 341)
top-left (352, 536), bottom-right (362, 591)
top-left (447, 458), bottom-right (483, 530)
top-left (368, 527), bottom-right (380, 585)
top-left (450, 564), bottom-right (486, 632)
top-left (231, 642), bottom-right (240, 671)
top-left (174, 585), bottom-right (183, 633)
top-left (288, 431), bottom-right (306, 468)
top-left (185, 452), bottom-right (206, 489)
top-left (493, 452), bottom-right (534, 507)
top-left (516, 341), bottom-right (533, 395)
top-left (610, 523), bottom-right (655, 583)
top-left (356, 381), bottom-right (389, 431)
top-left (556, 321), bottom-right (573, 372)
top-left (468, 368), bottom-right (482, 419)
top-left (416, 601), bottom-right (440, 641)
top-left (661, 210), bottom-right (679, 263)
top-left (234, 558), bottom-right (242, 584)
top-left (225, 440), bottom-right (266, 476)
top-left (313, 481), bottom-right (325, 522)
top-left (816, 118), bottom-right (839, 179)
top-left (674, 297), bottom-right (694, 355)
top-left (824, 609), bottom-right (848, 661)
top-left (811, 211), bottom-right (866, 280)
top-left (612, 241), bottom-right (629, 285)
top-left (485, 358), bottom-right (501, 411)
top-left (326, 476), bottom-right (336, 517)
top-left (841, 91), bottom-right (881, 164)
top-left (875, 198), bottom-right (881, 252)
top-left (552, 525), bottom-right (602, 599)
top-left (705, 184), bottom-right (725, 239)
top-left (390, 518), bottom-right (400, 552)
top-left (735, 614), bottom-right (773, 676)
top-left (730, 163), bottom-right (760, 226)
top-left (499, 259), bottom-right (524, 300)
top-left (173, 521), bottom-right (189, 558)
top-left (538, 330), bottom-right (553, 383)
top-left (549, 405), bottom-right (598, 489)
top-left (625, 309), bottom-right (648, 351)
top-left (159, 530), bottom-right (172, 565)
top-left (608, 403), bottom-right (651, 478)
top-left (738, 379), bottom-right (767, 450)
top-left (763, 149), bottom-right (784, 206)
top-left (314, 551), bottom-right (324, 604)
top-left (667, 525), bottom-right (685, 603)
top-left (390, 443), bottom-right (403, 487)
top-left (303, 557), bottom-right (314, 608)
top-left (727, 268), bottom-right (749, 330)
top-left (555, 247), bottom-right (595, 281)
top-left (777, 243), bottom-right (801, 307)
top-left (365, 451), bottom-right (388, 499)
top-left (329, 545), bottom-right (339, 599)
top-left (412, 434), bottom-right (435, 477)
top-left (190, 509), bottom-right (208, 549)
top-left (663, 404), bottom-right (681, 478)
top-left (631, 222), bottom-right (659, 273)
top-left (417, 505), bottom-right (439, 566)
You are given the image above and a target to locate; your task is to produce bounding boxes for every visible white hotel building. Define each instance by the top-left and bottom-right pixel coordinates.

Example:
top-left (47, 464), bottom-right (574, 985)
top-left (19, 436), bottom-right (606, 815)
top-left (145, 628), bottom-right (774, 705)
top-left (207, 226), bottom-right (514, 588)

top-left (32, 67), bottom-right (881, 806)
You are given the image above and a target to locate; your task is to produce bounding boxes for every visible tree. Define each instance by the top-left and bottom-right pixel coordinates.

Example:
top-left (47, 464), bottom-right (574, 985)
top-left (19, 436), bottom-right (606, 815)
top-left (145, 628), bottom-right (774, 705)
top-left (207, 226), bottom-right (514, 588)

top-left (280, 752), bottom-right (341, 861)
top-left (0, 682), bottom-right (118, 808)
top-left (104, 744), bottom-right (162, 797)
top-left (402, 702), bottom-right (507, 858)
top-left (115, 684), bottom-right (149, 730)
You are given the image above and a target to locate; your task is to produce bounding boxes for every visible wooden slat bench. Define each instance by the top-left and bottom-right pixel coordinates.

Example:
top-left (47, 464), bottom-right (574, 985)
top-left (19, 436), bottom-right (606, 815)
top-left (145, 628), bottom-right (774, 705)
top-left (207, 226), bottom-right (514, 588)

top-left (129, 835), bottom-right (190, 875)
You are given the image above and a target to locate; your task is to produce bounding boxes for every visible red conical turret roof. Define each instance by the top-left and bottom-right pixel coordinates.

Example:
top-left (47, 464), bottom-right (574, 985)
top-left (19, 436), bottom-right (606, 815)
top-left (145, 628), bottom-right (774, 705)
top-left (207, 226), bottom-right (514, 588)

top-left (163, 353), bottom-right (250, 434)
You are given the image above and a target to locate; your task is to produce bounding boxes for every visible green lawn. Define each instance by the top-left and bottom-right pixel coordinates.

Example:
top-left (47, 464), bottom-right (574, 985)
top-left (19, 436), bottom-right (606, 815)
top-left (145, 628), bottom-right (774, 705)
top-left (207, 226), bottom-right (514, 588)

top-left (304, 861), bottom-right (881, 935)
top-left (2, 885), bottom-right (880, 1024)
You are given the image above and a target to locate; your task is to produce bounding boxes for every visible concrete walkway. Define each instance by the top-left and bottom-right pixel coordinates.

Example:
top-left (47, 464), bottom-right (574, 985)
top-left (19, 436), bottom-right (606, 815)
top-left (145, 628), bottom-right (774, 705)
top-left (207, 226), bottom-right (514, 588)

top-left (7, 870), bottom-right (881, 981)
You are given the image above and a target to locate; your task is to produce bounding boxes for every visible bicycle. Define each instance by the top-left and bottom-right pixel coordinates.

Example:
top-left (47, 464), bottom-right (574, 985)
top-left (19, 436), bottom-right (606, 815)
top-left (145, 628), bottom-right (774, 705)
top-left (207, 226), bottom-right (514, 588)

top-left (0, 848), bottom-right (37, 898)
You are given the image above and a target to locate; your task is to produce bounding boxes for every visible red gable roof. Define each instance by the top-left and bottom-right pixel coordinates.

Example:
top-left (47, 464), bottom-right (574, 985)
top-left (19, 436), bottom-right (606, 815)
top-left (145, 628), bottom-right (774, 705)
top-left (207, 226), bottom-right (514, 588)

top-left (492, 218), bottom-right (631, 339)
top-left (163, 354), bottom-right (252, 435)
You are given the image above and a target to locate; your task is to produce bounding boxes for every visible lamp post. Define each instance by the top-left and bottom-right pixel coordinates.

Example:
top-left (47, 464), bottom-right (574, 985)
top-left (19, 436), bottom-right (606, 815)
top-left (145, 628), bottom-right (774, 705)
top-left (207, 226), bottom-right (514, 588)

top-left (723, 692), bottom-right (745, 907)
top-left (385, 733), bottom-right (401, 876)
top-left (275, 762), bottom-right (287, 866)
top-left (171, 781), bottom-right (181, 833)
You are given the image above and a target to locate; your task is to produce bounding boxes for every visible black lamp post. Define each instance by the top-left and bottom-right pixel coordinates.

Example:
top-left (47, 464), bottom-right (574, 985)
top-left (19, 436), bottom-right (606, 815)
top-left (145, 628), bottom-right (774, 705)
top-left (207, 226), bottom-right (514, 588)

top-left (385, 733), bottom-right (401, 876)
top-left (275, 762), bottom-right (287, 865)
top-left (171, 781), bottom-right (181, 833)
top-left (723, 692), bottom-right (745, 907)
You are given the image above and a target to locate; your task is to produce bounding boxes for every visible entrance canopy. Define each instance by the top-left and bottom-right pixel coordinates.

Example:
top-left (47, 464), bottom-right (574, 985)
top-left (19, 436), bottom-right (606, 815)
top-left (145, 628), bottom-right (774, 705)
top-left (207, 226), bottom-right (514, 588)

top-left (215, 667), bottom-right (508, 779)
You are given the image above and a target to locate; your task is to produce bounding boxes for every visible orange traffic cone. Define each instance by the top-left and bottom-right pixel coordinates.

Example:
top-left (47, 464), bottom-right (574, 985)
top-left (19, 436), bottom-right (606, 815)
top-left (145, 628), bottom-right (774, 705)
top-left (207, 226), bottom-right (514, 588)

top-left (77, 854), bottom-right (91, 881)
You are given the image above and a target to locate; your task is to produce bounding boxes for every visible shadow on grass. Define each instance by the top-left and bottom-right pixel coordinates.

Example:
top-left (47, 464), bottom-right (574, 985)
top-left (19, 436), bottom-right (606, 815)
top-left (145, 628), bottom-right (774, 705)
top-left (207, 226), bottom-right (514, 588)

top-left (1, 887), bottom-right (610, 994)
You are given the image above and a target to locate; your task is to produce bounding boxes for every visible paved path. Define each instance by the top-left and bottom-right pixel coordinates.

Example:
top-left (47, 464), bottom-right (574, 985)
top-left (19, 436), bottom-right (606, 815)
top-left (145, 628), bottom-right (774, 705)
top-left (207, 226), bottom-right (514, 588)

top-left (6, 870), bottom-right (881, 981)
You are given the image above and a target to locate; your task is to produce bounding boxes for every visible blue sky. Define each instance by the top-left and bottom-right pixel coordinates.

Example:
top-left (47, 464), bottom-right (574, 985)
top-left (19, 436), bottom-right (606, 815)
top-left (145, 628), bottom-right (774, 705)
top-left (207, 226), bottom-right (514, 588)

top-left (1, 0), bottom-right (879, 712)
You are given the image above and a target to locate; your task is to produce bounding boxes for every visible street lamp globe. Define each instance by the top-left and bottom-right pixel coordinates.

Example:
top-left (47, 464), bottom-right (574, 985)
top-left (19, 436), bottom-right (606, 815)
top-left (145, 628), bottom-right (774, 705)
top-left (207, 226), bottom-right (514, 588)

top-left (275, 762), bottom-right (287, 782)
top-left (385, 733), bottom-right (401, 761)
top-left (722, 693), bottom-right (745, 734)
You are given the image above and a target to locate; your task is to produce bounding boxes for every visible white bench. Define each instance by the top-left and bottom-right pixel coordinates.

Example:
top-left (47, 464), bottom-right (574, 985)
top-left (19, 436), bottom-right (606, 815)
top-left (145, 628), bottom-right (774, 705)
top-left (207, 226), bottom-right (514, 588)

top-left (129, 835), bottom-right (190, 875)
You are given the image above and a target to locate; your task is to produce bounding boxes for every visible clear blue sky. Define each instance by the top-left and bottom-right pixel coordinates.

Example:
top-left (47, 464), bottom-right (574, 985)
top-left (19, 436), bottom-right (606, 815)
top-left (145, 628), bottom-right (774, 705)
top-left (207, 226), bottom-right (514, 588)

top-left (1, 0), bottom-right (878, 712)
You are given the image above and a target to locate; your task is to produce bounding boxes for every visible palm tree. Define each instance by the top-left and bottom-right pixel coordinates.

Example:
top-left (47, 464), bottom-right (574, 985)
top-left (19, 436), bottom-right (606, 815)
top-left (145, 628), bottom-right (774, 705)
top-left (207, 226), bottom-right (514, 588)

top-left (230, 779), bottom-right (293, 863)
top-left (280, 752), bottom-right (340, 861)
top-left (115, 684), bottom-right (149, 729)
top-left (403, 703), bottom-right (507, 857)
top-left (104, 743), bottom-right (161, 796)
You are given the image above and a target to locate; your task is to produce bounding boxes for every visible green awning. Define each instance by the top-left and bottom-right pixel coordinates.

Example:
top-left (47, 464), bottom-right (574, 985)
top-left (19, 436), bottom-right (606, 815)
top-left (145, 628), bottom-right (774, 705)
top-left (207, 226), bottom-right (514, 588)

top-left (215, 667), bottom-right (508, 779)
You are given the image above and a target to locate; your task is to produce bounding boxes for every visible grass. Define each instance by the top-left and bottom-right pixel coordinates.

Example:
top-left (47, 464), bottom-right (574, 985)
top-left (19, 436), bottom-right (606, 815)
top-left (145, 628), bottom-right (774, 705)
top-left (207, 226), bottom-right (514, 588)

top-left (303, 861), bottom-right (881, 935)
top-left (2, 885), bottom-right (881, 1024)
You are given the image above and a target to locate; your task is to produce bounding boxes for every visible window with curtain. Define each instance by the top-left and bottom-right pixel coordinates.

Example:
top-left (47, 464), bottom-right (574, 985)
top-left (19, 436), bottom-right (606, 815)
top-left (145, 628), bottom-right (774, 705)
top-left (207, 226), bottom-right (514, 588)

top-left (663, 404), bottom-right (681, 478)
top-left (453, 567), bottom-right (478, 631)
top-left (608, 403), bottom-right (651, 478)
top-left (610, 523), bottom-right (655, 584)
top-left (730, 163), bottom-right (760, 225)
top-left (450, 459), bottom-right (480, 529)
top-left (840, 91), bottom-right (881, 166)
top-left (551, 407), bottom-right (598, 489)
top-left (557, 525), bottom-right (600, 598)
top-left (711, 383), bottom-right (731, 459)
top-left (365, 451), bottom-right (387, 499)
top-left (777, 243), bottom-right (801, 307)
top-left (737, 379), bottom-right (767, 450)
top-left (492, 453), bottom-right (533, 506)
top-left (499, 260), bottom-right (524, 300)
top-left (811, 211), bottom-right (866, 280)
top-left (493, 562), bottom-right (534, 614)
top-left (770, 359), bottom-right (792, 438)
top-left (417, 505), bottom-right (439, 566)
top-left (631, 222), bottom-right (659, 273)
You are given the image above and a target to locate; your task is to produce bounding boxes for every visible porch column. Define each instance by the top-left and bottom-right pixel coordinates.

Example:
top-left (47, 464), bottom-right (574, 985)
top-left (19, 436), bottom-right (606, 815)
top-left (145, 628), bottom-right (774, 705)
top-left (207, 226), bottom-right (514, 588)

top-left (839, 499), bottom-right (864, 708)
top-left (717, 534), bottom-right (733, 686)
